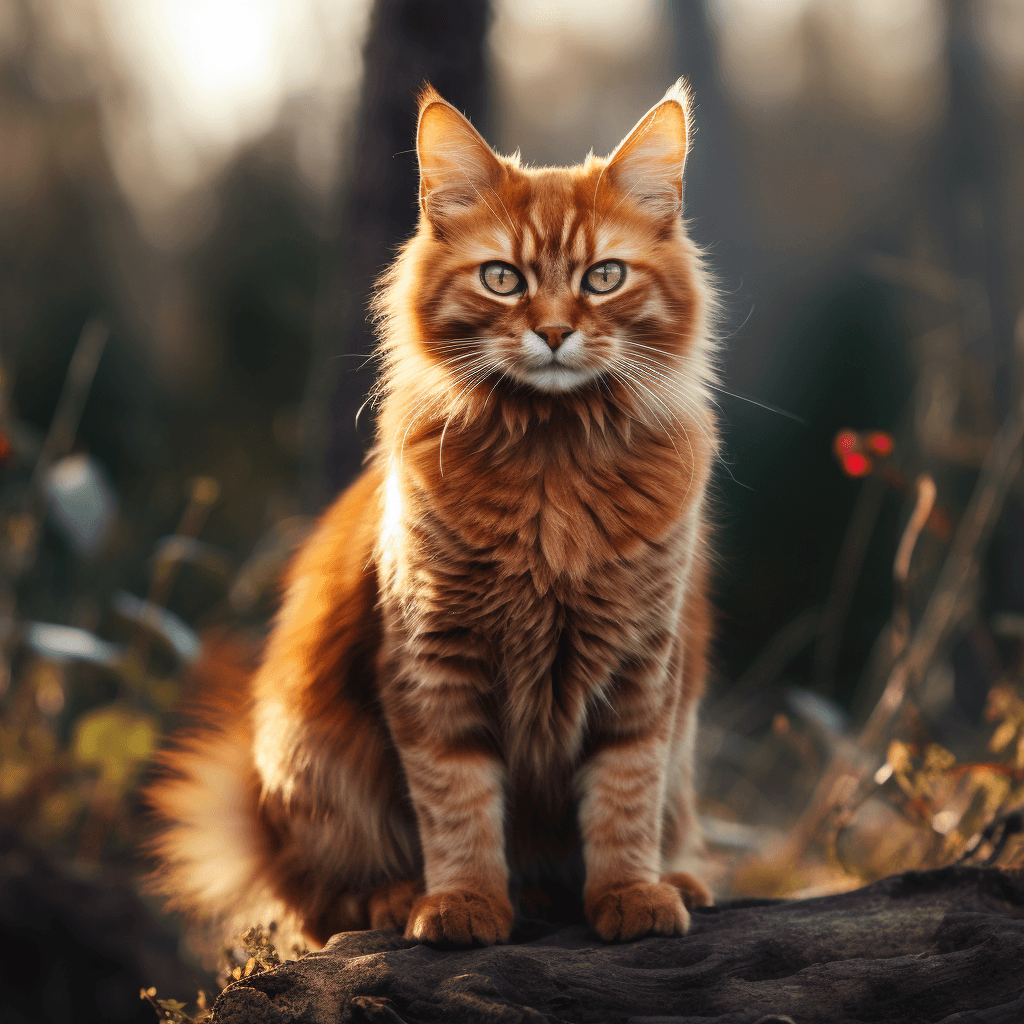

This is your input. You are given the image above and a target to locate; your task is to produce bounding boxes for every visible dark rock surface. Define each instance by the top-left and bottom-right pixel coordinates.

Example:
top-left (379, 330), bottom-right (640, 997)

top-left (212, 866), bottom-right (1024, 1024)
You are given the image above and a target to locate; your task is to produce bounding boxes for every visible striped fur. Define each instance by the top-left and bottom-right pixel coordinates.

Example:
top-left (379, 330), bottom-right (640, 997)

top-left (145, 80), bottom-right (719, 949)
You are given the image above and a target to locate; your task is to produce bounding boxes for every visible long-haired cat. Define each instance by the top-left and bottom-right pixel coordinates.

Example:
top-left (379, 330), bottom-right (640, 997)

top-left (146, 80), bottom-right (718, 950)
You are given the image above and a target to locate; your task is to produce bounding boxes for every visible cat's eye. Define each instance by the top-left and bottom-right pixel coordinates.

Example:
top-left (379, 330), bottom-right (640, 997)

top-left (481, 262), bottom-right (524, 295)
top-left (583, 260), bottom-right (625, 294)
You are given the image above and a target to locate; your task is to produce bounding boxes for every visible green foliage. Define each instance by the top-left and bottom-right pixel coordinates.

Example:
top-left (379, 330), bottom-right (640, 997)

top-left (73, 706), bottom-right (160, 791)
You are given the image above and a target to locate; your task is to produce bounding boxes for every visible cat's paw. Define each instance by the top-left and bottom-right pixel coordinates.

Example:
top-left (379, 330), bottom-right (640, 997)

top-left (585, 880), bottom-right (690, 942)
top-left (367, 878), bottom-right (423, 932)
top-left (660, 871), bottom-right (713, 910)
top-left (404, 889), bottom-right (514, 945)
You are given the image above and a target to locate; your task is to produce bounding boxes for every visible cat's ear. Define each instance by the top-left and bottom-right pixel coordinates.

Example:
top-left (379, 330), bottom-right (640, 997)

top-left (604, 80), bottom-right (691, 218)
top-left (416, 85), bottom-right (502, 224)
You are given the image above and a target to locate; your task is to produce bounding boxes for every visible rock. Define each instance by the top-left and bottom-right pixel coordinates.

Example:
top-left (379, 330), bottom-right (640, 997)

top-left (212, 866), bottom-right (1024, 1024)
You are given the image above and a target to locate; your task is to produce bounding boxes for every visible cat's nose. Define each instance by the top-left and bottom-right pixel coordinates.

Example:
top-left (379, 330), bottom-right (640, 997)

top-left (533, 325), bottom-right (574, 351)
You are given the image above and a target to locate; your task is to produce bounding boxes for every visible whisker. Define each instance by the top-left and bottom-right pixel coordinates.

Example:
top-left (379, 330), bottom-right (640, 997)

top-left (705, 384), bottom-right (805, 424)
top-left (619, 357), bottom-right (752, 489)
top-left (616, 367), bottom-right (696, 504)
top-left (445, 359), bottom-right (499, 389)
top-left (619, 339), bottom-right (801, 423)
top-left (354, 398), bottom-right (370, 431)
top-left (398, 402), bottom-right (434, 465)
top-left (442, 353), bottom-right (494, 372)
top-left (439, 361), bottom-right (499, 474)
top-left (617, 355), bottom-right (715, 444)
top-left (481, 358), bottom-right (513, 409)
top-left (718, 302), bottom-right (755, 341)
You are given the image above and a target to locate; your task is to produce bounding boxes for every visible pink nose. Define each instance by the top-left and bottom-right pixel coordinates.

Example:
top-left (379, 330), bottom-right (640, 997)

top-left (534, 324), bottom-right (574, 351)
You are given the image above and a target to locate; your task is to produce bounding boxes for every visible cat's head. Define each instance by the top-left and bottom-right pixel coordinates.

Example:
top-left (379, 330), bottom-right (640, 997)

top-left (384, 81), bottom-right (714, 417)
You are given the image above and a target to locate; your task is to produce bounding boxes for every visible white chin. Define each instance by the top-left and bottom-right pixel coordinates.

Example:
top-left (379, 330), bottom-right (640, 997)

top-left (520, 364), bottom-right (600, 393)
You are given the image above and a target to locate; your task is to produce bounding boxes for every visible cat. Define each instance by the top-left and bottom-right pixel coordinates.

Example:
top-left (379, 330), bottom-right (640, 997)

top-left (145, 79), bottom-right (719, 950)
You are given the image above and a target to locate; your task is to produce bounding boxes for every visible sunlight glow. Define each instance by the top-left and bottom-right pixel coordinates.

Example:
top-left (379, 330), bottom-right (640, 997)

top-left (380, 466), bottom-right (404, 554)
top-left (106, 0), bottom-right (288, 154)
top-left (96, 0), bottom-right (369, 240)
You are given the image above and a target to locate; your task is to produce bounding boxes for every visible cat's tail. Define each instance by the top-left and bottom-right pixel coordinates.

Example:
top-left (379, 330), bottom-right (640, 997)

top-left (142, 637), bottom-right (301, 950)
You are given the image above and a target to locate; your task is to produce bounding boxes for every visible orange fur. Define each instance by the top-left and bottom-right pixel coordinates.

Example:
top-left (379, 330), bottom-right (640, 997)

top-left (145, 79), bottom-right (719, 949)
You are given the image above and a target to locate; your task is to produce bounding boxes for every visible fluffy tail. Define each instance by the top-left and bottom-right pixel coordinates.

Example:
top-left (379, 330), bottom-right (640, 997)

top-left (143, 638), bottom-right (302, 950)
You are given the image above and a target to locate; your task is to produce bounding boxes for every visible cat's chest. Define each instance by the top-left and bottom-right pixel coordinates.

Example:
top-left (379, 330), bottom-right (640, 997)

top-left (464, 525), bottom-right (685, 686)
top-left (487, 533), bottom-right (682, 665)
top-left (483, 558), bottom-right (678, 769)
top-left (386, 466), bottom-right (697, 766)
top-left (394, 438), bottom-right (698, 646)
top-left (430, 450), bottom-right (690, 582)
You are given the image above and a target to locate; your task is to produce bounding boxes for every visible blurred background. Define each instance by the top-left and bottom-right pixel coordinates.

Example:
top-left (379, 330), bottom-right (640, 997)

top-left (0, 0), bottom-right (1022, 1020)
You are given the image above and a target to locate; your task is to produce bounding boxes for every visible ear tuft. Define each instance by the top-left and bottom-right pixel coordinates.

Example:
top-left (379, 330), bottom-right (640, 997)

top-left (416, 87), bottom-right (502, 223)
top-left (416, 82), bottom-right (444, 112)
top-left (605, 78), bottom-right (692, 218)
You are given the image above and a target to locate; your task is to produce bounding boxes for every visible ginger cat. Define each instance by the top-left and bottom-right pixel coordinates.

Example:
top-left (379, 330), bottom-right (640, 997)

top-left (146, 80), bottom-right (718, 949)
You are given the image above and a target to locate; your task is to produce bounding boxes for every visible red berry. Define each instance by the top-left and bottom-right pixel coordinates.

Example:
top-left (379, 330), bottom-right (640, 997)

top-left (867, 432), bottom-right (893, 456)
top-left (836, 431), bottom-right (857, 453)
top-left (843, 452), bottom-right (871, 477)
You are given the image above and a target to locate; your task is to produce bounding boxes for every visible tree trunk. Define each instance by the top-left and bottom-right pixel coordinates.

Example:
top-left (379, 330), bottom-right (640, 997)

top-left (302, 0), bottom-right (491, 508)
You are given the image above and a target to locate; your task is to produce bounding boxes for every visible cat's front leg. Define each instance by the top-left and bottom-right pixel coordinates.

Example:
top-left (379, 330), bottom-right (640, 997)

top-left (401, 743), bottom-right (514, 944)
top-left (384, 667), bottom-right (514, 946)
top-left (577, 725), bottom-right (691, 941)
